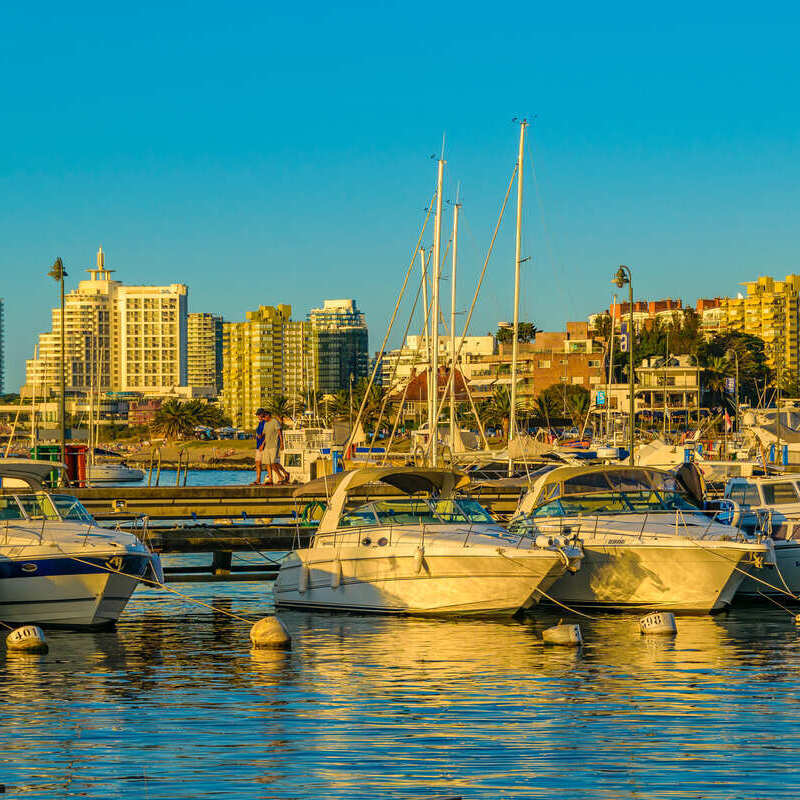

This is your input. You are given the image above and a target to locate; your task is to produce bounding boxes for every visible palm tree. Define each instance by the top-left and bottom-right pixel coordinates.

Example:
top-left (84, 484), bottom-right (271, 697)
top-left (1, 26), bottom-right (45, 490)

top-left (479, 386), bottom-right (523, 440)
top-left (353, 379), bottom-right (384, 430)
top-left (533, 394), bottom-right (557, 429)
top-left (328, 391), bottom-right (350, 421)
top-left (265, 394), bottom-right (292, 423)
top-left (567, 390), bottom-right (590, 429)
top-left (152, 399), bottom-right (194, 439)
top-left (703, 356), bottom-right (729, 408)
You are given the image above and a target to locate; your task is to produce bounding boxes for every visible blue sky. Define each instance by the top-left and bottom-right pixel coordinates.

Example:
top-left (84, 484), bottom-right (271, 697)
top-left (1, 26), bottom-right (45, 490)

top-left (2, 3), bottom-right (799, 389)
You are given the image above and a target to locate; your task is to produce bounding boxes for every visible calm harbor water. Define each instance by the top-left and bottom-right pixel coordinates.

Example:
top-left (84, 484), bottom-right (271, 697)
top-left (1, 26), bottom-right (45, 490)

top-left (2, 576), bottom-right (800, 799)
top-left (126, 468), bottom-right (256, 487)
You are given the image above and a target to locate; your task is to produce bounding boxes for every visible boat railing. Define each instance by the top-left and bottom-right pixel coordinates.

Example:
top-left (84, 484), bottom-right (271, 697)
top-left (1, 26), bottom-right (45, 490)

top-left (176, 450), bottom-right (189, 487)
top-left (520, 508), bottom-right (747, 542)
top-left (147, 448), bottom-right (162, 487)
top-left (114, 513), bottom-right (151, 546)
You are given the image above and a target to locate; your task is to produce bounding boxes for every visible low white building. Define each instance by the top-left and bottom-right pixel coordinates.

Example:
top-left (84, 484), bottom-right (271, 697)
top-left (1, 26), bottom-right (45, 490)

top-left (380, 335), bottom-right (495, 391)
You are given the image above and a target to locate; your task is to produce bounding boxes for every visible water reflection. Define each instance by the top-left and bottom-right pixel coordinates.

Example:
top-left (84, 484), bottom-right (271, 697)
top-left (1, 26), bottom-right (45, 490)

top-left (1, 582), bottom-right (800, 798)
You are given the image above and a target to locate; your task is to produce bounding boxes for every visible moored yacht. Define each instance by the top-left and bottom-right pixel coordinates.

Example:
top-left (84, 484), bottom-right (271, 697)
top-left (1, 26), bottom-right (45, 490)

top-left (88, 461), bottom-right (145, 484)
top-left (0, 459), bottom-right (161, 627)
top-left (509, 465), bottom-right (774, 614)
top-left (721, 474), bottom-right (800, 597)
top-left (274, 466), bottom-right (582, 616)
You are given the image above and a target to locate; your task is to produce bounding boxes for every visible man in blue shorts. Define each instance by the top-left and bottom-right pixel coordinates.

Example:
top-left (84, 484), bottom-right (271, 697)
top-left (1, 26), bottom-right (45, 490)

top-left (253, 408), bottom-right (269, 485)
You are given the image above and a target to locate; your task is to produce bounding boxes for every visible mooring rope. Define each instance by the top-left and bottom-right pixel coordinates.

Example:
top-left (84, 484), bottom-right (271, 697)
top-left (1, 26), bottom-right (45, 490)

top-left (56, 550), bottom-right (258, 625)
top-left (688, 537), bottom-right (799, 600)
top-left (495, 550), bottom-right (600, 620)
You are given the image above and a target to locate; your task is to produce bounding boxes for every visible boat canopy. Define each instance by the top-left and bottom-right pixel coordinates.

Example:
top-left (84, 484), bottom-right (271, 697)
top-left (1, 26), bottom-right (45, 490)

top-left (516, 464), bottom-right (678, 517)
top-left (0, 458), bottom-right (66, 491)
top-left (294, 466), bottom-right (469, 498)
top-left (300, 467), bottom-right (470, 535)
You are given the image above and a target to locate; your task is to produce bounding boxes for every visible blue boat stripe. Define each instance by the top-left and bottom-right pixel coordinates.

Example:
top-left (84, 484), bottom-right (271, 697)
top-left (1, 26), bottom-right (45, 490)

top-left (0, 555), bottom-right (150, 580)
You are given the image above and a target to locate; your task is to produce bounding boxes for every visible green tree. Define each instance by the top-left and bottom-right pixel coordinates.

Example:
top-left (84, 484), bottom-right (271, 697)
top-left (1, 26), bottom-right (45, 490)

top-left (265, 394), bottom-right (292, 422)
top-left (352, 378), bottom-right (385, 430)
top-left (152, 399), bottom-right (194, 439)
top-left (701, 355), bottom-right (729, 408)
top-left (496, 322), bottom-right (540, 345)
top-left (697, 332), bottom-right (771, 407)
top-left (540, 383), bottom-right (590, 428)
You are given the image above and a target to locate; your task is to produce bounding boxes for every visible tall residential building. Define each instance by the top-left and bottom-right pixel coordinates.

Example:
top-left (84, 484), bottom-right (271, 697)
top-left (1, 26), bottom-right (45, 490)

top-left (0, 298), bottom-right (4, 394)
top-left (720, 275), bottom-right (800, 378)
top-left (187, 313), bottom-right (224, 392)
top-left (222, 304), bottom-right (314, 428)
top-left (307, 299), bottom-right (369, 393)
top-left (24, 247), bottom-right (188, 396)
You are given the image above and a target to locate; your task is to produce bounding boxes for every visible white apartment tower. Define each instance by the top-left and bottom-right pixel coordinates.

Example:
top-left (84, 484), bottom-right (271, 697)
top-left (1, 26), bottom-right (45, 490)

top-left (25, 247), bottom-right (188, 396)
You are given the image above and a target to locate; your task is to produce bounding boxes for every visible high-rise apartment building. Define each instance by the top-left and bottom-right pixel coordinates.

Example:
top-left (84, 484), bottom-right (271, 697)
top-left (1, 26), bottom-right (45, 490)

top-left (307, 299), bottom-right (368, 393)
top-left (720, 274), bottom-right (800, 378)
top-left (187, 313), bottom-right (224, 392)
top-left (222, 304), bottom-right (314, 427)
top-left (24, 247), bottom-right (188, 396)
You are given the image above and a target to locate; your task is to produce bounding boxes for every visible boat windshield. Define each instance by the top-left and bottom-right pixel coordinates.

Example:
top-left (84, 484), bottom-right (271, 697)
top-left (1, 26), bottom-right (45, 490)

top-left (339, 497), bottom-right (495, 527)
top-left (14, 494), bottom-right (94, 523)
top-left (529, 489), bottom-right (699, 518)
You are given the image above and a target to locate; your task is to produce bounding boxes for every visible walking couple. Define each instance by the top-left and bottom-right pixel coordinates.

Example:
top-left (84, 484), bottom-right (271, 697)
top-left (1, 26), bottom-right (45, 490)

top-left (253, 408), bottom-right (290, 485)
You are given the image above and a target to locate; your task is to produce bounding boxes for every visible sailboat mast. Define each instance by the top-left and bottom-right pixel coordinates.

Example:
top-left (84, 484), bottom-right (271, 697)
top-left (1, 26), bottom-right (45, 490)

top-left (431, 156), bottom-right (445, 466)
top-left (509, 119), bottom-right (527, 471)
top-left (606, 294), bottom-right (616, 442)
top-left (419, 248), bottom-right (431, 431)
top-left (450, 200), bottom-right (459, 453)
top-left (31, 344), bottom-right (38, 450)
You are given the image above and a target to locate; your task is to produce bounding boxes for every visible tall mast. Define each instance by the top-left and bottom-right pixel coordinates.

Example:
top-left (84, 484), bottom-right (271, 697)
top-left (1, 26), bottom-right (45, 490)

top-left (606, 295), bottom-right (616, 441)
top-left (431, 156), bottom-right (445, 466)
top-left (508, 119), bottom-right (527, 473)
top-left (31, 344), bottom-right (38, 450)
top-left (88, 315), bottom-right (95, 471)
top-left (419, 248), bottom-right (431, 432)
top-left (450, 199), bottom-right (460, 452)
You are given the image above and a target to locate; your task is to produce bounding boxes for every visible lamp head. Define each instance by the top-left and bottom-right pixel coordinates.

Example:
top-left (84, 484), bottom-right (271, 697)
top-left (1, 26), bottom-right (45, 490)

top-left (48, 257), bottom-right (67, 281)
top-left (612, 266), bottom-right (628, 288)
top-left (725, 348), bottom-right (736, 361)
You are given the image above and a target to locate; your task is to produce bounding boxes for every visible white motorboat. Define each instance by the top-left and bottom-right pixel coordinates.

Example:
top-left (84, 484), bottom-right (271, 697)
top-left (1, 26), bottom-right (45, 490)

top-left (0, 459), bottom-right (160, 628)
top-left (509, 465), bottom-right (774, 614)
top-left (721, 475), bottom-right (800, 597)
top-left (274, 467), bottom-right (582, 616)
top-left (88, 461), bottom-right (145, 484)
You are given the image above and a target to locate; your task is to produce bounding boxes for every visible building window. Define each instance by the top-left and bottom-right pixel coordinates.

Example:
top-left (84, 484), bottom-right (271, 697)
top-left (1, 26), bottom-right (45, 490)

top-left (571, 377), bottom-right (584, 385)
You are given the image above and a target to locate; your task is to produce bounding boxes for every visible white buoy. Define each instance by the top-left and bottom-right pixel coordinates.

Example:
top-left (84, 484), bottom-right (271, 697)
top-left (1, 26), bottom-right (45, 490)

top-left (542, 622), bottom-right (582, 646)
top-left (640, 611), bottom-right (678, 636)
top-left (331, 558), bottom-right (342, 589)
top-left (6, 625), bottom-right (48, 654)
top-left (298, 564), bottom-right (309, 593)
top-left (250, 616), bottom-right (292, 650)
top-left (414, 546), bottom-right (425, 574)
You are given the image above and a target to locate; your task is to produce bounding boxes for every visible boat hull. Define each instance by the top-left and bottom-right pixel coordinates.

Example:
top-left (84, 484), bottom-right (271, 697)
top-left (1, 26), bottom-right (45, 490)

top-left (0, 553), bottom-right (150, 628)
top-left (546, 543), bottom-right (754, 614)
top-left (89, 465), bottom-right (145, 483)
top-left (274, 547), bottom-right (570, 616)
top-left (737, 540), bottom-right (800, 598)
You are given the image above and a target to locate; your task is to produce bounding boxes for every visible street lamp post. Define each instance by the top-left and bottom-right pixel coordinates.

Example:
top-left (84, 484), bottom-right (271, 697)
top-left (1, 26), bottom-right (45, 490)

top-left (613, 265), bottom-right (635, 466)
top-left (48, 257), bottom-right (68, 467)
